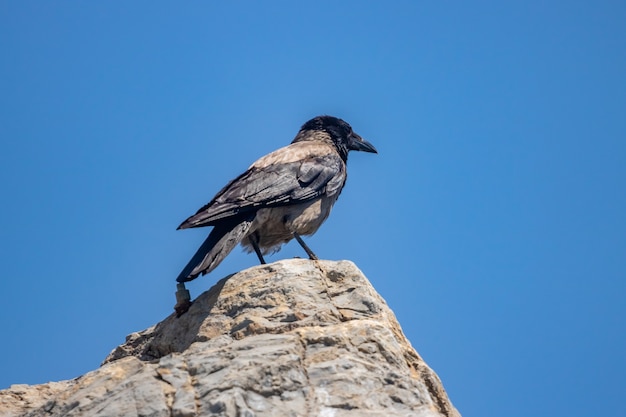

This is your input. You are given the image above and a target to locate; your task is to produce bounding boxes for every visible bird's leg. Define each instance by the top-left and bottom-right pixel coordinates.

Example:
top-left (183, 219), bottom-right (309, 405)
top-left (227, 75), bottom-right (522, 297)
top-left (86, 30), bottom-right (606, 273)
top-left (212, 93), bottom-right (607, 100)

top-left (293, 232), bottom-right (319, 260)
top-left (249, 233), bottom-right (266, 264)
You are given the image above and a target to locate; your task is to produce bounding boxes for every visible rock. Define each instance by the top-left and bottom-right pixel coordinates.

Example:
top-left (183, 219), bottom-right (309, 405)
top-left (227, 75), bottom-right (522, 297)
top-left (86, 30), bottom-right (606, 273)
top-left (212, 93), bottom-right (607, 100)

top-left (0, 259), bottom-right (460, 417)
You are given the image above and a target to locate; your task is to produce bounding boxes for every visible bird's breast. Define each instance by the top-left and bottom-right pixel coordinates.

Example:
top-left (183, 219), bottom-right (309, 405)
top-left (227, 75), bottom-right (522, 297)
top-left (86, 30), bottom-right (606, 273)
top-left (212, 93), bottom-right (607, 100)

top-left (243, 194), bottom-right (339, 254)
top-left (281, 195), bottom-right (336, 234)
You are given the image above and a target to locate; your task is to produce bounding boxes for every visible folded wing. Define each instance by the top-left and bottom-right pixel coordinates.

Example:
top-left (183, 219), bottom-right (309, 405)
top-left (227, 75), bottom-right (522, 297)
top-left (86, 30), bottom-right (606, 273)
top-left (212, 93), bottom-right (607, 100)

top-left (178, 153), bottom-right (346, 229)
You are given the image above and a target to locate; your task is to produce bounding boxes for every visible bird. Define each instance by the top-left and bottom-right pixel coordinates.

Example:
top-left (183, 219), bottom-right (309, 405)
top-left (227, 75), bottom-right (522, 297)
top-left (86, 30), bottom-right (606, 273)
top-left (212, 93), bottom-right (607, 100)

top-left (173, 115), bottom-right (377, 315)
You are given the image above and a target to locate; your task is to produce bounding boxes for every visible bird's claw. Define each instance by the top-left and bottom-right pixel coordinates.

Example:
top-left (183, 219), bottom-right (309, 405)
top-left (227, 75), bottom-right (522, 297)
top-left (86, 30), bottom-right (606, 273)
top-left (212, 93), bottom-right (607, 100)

top-left (175, 300), bottom-right (192, 317)
top-left (174, 282), bottom-right (192, 317)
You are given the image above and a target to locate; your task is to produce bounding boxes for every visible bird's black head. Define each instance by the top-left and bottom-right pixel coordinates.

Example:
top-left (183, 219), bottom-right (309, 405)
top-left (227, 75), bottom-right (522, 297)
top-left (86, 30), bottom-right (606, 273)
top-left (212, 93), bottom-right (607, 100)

top-left (294, 115), bottom-right (377, 161)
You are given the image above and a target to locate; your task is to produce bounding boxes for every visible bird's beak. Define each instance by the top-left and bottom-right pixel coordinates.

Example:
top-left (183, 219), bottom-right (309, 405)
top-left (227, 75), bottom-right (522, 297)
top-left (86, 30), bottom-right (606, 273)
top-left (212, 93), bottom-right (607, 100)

top-left (349, 133), bottom-right (378, 153)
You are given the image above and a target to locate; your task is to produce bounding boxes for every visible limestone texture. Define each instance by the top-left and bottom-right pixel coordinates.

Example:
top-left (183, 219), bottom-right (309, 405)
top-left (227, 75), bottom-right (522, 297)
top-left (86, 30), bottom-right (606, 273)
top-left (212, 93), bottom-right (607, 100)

top-left (0, 259), bottom-right (460, 417)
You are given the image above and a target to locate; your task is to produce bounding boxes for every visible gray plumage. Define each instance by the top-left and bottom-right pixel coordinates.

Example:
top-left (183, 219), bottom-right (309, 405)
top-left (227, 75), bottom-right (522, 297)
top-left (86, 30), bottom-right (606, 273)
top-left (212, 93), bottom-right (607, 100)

top-left (176, 115), bottom-right (377, 283)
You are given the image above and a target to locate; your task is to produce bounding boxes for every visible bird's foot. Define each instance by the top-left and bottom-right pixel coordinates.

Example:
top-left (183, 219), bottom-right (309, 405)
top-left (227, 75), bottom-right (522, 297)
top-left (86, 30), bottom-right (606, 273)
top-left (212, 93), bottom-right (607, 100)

top-left (175, 300), bottom-right (192, 317)
top-left (293, 232), bottom-right (319, 261)
top-left (174, 282), bottom-right (192, 317)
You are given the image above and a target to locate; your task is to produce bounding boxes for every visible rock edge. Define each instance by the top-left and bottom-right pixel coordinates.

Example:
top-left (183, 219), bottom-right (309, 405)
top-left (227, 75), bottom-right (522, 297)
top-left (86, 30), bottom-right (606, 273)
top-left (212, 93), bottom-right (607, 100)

top-left (1, 259), bottom-right (460, 417)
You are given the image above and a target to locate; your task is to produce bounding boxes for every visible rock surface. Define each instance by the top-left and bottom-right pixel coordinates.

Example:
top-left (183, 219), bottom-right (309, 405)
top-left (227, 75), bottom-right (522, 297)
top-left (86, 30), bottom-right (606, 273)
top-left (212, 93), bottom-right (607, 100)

top-left (0, 259), bottom-right (460, 417)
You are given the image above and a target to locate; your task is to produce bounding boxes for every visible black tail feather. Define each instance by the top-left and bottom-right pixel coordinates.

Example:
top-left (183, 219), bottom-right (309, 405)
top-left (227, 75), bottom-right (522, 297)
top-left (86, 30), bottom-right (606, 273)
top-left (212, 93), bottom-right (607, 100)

top-left (176, 215), bottom-right (254, 282)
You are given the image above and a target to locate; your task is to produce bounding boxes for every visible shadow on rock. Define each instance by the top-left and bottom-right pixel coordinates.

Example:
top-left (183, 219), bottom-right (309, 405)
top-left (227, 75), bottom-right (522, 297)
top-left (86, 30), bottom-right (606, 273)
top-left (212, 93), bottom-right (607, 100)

top-left (102, 274), bottom-right (233, 364)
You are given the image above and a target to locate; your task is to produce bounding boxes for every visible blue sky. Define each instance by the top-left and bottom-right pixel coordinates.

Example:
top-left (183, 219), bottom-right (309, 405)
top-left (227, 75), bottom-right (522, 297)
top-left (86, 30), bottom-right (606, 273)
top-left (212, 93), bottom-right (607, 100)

top-left (1, 2), bottom-right (625, 416)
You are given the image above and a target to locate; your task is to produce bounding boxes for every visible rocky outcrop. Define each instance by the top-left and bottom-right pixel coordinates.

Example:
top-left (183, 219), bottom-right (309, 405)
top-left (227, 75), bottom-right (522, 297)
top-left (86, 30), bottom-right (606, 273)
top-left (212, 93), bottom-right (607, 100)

top-left (0, 259), bottom-right (460, 417)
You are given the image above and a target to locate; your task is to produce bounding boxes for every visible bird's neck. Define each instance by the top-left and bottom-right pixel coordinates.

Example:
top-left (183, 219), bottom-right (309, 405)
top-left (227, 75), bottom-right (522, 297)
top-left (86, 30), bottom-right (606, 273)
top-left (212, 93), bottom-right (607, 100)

top-left (291, 131), bottom-right (349, 162)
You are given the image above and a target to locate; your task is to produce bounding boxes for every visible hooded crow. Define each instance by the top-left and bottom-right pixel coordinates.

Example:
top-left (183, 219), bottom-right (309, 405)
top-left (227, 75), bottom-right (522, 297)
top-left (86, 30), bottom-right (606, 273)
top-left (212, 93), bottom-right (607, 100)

top-left (174, 115), bottom-right (377, 313)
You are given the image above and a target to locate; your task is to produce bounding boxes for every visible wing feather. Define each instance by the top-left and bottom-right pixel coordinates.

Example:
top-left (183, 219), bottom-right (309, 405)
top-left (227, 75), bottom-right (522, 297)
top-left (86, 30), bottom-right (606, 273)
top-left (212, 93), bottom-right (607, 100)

top-left (178, 152), bottom-right (345, 229)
